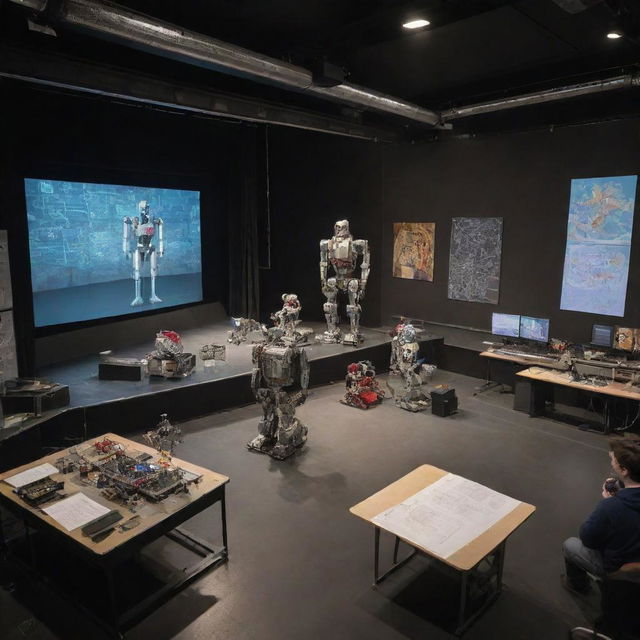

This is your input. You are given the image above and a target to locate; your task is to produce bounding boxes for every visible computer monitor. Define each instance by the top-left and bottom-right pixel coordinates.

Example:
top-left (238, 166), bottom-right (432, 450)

top-left (519, 316), bottom-right (549, 342)
top-left (591, 324), bottom-right (614, 348)
top-left (491, 313), bottom-right (520, 338)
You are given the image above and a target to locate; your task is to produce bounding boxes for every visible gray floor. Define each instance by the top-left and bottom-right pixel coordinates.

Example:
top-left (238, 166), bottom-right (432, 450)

top-left (1, 368), bottom-right (614, 640)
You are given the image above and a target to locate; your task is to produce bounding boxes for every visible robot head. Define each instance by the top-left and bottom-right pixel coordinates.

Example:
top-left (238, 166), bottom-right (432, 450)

top-left (399, 324), bottom-right (417, 344)
top-left (334, 219), bottom-right (350, 238)
top-left (139, 200), bottom-right (150, 223)
top-left (282, 293), bottom-right (299, 307)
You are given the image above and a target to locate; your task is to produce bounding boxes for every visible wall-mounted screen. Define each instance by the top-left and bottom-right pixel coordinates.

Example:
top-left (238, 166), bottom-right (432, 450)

top-left (491, 313), bottom-right (520, 337)
top-left (25, 178), bottom-right (202, 327)
top-left (519, 316), bottom-right (549, 342)
top-left (591, 324), bottom-right (614, 348)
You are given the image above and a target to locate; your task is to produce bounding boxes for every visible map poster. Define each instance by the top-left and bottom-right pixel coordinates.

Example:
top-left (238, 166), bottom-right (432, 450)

top-left (560, 175), bottom-right (637, 316)
top-left (447, 217), bottom-right (503, 304)
top-left (392, 222), bottom-right (435, 281)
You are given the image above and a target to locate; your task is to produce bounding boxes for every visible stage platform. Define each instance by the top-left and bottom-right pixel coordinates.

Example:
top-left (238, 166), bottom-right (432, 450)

top-left (0, 318), bottom-right (443, 470)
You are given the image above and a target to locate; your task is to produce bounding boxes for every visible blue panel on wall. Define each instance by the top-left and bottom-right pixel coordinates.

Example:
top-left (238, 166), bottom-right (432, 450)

top-left (560, 175), bottom-right (637, 317)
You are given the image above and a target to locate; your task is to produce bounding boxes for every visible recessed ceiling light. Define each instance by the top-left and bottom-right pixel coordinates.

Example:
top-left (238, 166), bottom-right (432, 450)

top-left (402, 19), bottom-right (430, 30)
top-left (607, 29), bottom-right (623, 39)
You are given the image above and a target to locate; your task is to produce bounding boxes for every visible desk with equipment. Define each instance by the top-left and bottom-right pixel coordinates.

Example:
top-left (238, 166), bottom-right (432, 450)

top-left (0, 433), bottom-right (229, 637)
top-left (516, 367), bottom-right (640, 433)
top-left (349, 465), bottom-right (535, 635)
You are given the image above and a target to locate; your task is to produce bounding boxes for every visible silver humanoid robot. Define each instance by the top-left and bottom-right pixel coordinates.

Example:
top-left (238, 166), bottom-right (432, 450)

top-left (319, 220), bottom-right (370, 345)
top-left (247, 329), bottom-right (310, 460)
top-left (388, 323), bottom-right (436, 412)
top-left (123, 200), bottom-right (164, 306)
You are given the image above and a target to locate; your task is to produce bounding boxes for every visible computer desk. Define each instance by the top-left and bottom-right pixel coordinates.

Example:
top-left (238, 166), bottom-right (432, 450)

top-left (349, 465), bottom-right (535, 635)
top-left (517, 367), bottom-right (640, 433)
top-left (0, 433), bottom-right (229, 638)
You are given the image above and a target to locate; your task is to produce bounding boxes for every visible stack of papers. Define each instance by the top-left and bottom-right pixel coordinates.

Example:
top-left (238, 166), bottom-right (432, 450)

top-left (42, 493), bottom-right (111, 532)
top-left (4, 463), bottom-right (59, 488)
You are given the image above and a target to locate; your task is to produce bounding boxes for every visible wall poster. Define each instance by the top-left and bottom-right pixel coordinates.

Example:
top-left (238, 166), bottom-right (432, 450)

top-left (560, 175), bottom-right (637, 317)
top-left (392, 222), bottom-right (435, 281)
top-left (447, 217), bottom-right (503, 304)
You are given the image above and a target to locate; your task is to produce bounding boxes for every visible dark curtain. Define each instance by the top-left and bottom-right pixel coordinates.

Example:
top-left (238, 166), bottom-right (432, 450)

top-left (228, 126), bottom-right (262, 319)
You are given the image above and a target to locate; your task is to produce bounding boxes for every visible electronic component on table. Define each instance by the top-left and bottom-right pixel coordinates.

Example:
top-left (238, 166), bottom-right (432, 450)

top-left (17, 477), bottom-right (65, 506)
top-left (81, 509), bottom-right (123, 540)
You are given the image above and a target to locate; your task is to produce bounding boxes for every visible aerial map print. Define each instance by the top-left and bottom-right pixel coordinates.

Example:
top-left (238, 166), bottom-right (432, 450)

top-left (560, 175), bottom-right (637, 316)
top-left (448, 217), bottom-right (503, 304)
top-left (393, 222), bottom-right (435, 281)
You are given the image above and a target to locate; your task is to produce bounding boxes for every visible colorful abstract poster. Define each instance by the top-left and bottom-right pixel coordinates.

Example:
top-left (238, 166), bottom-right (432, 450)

top-left (392, 222), bottom-right (435, 281)
top-left (448, 217), bottom-right (503, 304)
top-left (560, 175), bottom-right (637, 316)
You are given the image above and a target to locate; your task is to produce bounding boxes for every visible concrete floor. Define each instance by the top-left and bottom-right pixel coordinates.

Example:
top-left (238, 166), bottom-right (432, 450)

top-left (1, 368), bottom-right (615, 640)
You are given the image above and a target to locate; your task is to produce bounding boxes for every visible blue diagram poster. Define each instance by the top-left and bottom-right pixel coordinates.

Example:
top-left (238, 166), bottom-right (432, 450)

top-left (560, 175), bottom-right (637, 317)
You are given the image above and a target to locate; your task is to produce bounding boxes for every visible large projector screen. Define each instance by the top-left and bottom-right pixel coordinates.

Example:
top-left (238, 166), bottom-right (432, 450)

top-left (25, 178), bottom-right (203, 327)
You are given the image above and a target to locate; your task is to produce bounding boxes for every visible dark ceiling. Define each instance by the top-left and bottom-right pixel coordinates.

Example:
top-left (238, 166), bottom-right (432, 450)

top-left (2, 0), bottom-right (640, 136)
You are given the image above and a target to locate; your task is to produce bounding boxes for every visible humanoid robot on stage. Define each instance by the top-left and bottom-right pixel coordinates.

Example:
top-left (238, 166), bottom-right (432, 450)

top-left (319, 219), bottom-right (370, 346)
top-left (123, 200), bottom-right (164, 306)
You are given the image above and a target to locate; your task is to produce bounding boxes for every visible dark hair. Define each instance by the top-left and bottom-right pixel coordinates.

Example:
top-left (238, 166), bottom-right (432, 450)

top-left (609, 434), bottom-right (640, 483)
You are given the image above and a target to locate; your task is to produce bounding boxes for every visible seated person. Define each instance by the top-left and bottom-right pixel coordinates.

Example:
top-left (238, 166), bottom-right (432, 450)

top-left (562, 434), bottom-right (640, 593)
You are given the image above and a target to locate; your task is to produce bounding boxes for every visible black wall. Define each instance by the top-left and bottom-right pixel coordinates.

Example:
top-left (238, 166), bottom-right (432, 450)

top-left (261, 126), bottom-right (383, 328)
top-left (380, 119), bottom-right (640, 343)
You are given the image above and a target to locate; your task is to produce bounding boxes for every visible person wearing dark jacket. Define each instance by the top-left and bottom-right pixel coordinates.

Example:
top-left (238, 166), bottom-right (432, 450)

top-left (562, 434), bottom-right (640, 593)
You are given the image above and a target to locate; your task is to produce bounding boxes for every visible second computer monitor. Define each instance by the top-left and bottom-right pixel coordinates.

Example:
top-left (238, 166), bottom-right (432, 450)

top-left (520, 316), bottom-right (549, 342)
top-left (591, 324), bottom-right (614, 348)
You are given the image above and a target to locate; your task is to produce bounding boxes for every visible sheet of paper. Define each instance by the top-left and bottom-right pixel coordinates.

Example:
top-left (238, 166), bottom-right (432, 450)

top-left (372, 473), bottom-right (521, 559)
top-left (42, 492), bottom-right (111, 532)
top-left (4, 463), bottom-right (59, 488)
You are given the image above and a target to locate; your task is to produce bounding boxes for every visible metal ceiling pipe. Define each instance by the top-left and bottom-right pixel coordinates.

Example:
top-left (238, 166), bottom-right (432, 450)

top-left (441, 74), bottom-right (640, 121)
top-left (12, 0), bottom-right (441, 126)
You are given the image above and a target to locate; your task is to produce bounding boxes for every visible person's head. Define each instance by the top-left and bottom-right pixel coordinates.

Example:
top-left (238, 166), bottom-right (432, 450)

top-left (609, 434), bottom-right (640, 483)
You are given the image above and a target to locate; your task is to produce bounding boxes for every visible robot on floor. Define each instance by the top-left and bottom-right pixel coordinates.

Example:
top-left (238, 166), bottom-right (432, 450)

top-left (247, 329), bottom-right (310, 460)
top-left (147, 330), bottom-right (196, 378)
top-left (318, 219), bottom-right (370, 346)
top-left (144, 413), bottom-right (182, 457)
top-left (388, 323), bottom-right (436, 412)
top-left (341, 360), bottom-right (385, 410)
top-left (123, 200), bottom-right (164, 306)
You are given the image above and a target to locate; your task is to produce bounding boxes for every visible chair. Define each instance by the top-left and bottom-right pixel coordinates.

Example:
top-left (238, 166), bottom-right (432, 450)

top-left (570, 562), bottom-right (640, 640)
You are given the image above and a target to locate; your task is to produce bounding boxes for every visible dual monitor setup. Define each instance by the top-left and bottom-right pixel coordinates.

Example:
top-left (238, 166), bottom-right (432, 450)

top-left (491, 313), bottom-right (550, 343)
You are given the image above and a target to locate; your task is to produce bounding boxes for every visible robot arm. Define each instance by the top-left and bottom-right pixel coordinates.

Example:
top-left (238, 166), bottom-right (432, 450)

top-left (355, 239), bottom-right (370, 296)
top-left (123, 217), bottom-right (132, 256)
top-left (155, 218), bottom-right (164, 257)
top-left (319, 239), bottom-right (329, 286)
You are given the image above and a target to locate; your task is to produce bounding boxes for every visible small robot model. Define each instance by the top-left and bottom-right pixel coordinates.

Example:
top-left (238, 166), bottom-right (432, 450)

top-left (318, 219), bottom-right (370, 345)
top-left (341, 360), bottom-right (385, 409)
top-left (144, 413), bottom-right (182, 457)
top-left (270, 293), bottom-right (313, 346)
top-left (147, 330), bottom-right (196, 378)
top-left (200, 343), bottom-right (226, 366)
top-left (227, 317), bottom-right (267, 345)
top-left (388, 323), bottom-right (436, 412)
top-left (123, 200), bottom-right (164, 306)
top-left (247, 330), bottom-right (310, 460)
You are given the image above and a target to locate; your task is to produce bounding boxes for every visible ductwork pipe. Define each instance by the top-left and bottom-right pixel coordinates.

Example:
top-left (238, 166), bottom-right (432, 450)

top-left (441, 74), bottom-right (640, 121)
top-left (13, 0), bottom-right (441, 126)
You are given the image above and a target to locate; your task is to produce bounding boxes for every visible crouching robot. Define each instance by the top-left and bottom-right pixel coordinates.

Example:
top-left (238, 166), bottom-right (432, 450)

top-left (123, 200), bottom-right (164, 306)
top-left (271, 293), bottom-right (313, 346)
top-left (247, 331), bottom-right (310, 460)
top-left (318, 219), bottom-right (370, 345)
top-left (341, 360), bottom-right (385, 410)
top-left (388, 323), bottom-right (436, 412)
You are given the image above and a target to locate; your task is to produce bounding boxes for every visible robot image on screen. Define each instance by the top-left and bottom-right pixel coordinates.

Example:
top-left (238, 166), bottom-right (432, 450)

top-left (123, 200), bottom-right (164, 306)
top-left (318, 219), bottom-right (370, 346)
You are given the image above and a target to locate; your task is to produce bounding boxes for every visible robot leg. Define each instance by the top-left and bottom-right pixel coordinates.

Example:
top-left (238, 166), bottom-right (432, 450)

top-left (131, 250), bottom-right (143, 306)
top-left (270, 391), bottom-right (307, 460)
top-left (247, 388), bottom-right (278, 452)
top-left (318, 278), bottom-right (341, 343)
top-left (344, 279), bottom-right (363, 345)
top-left (149, 248), bottom-right (162, 303)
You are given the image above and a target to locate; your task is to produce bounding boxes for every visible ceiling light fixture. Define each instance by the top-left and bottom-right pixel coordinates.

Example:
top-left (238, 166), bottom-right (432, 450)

top-left (402, 19), bottom-right (430, 30)
top-left (606, 29), bottom-right (623, 39)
